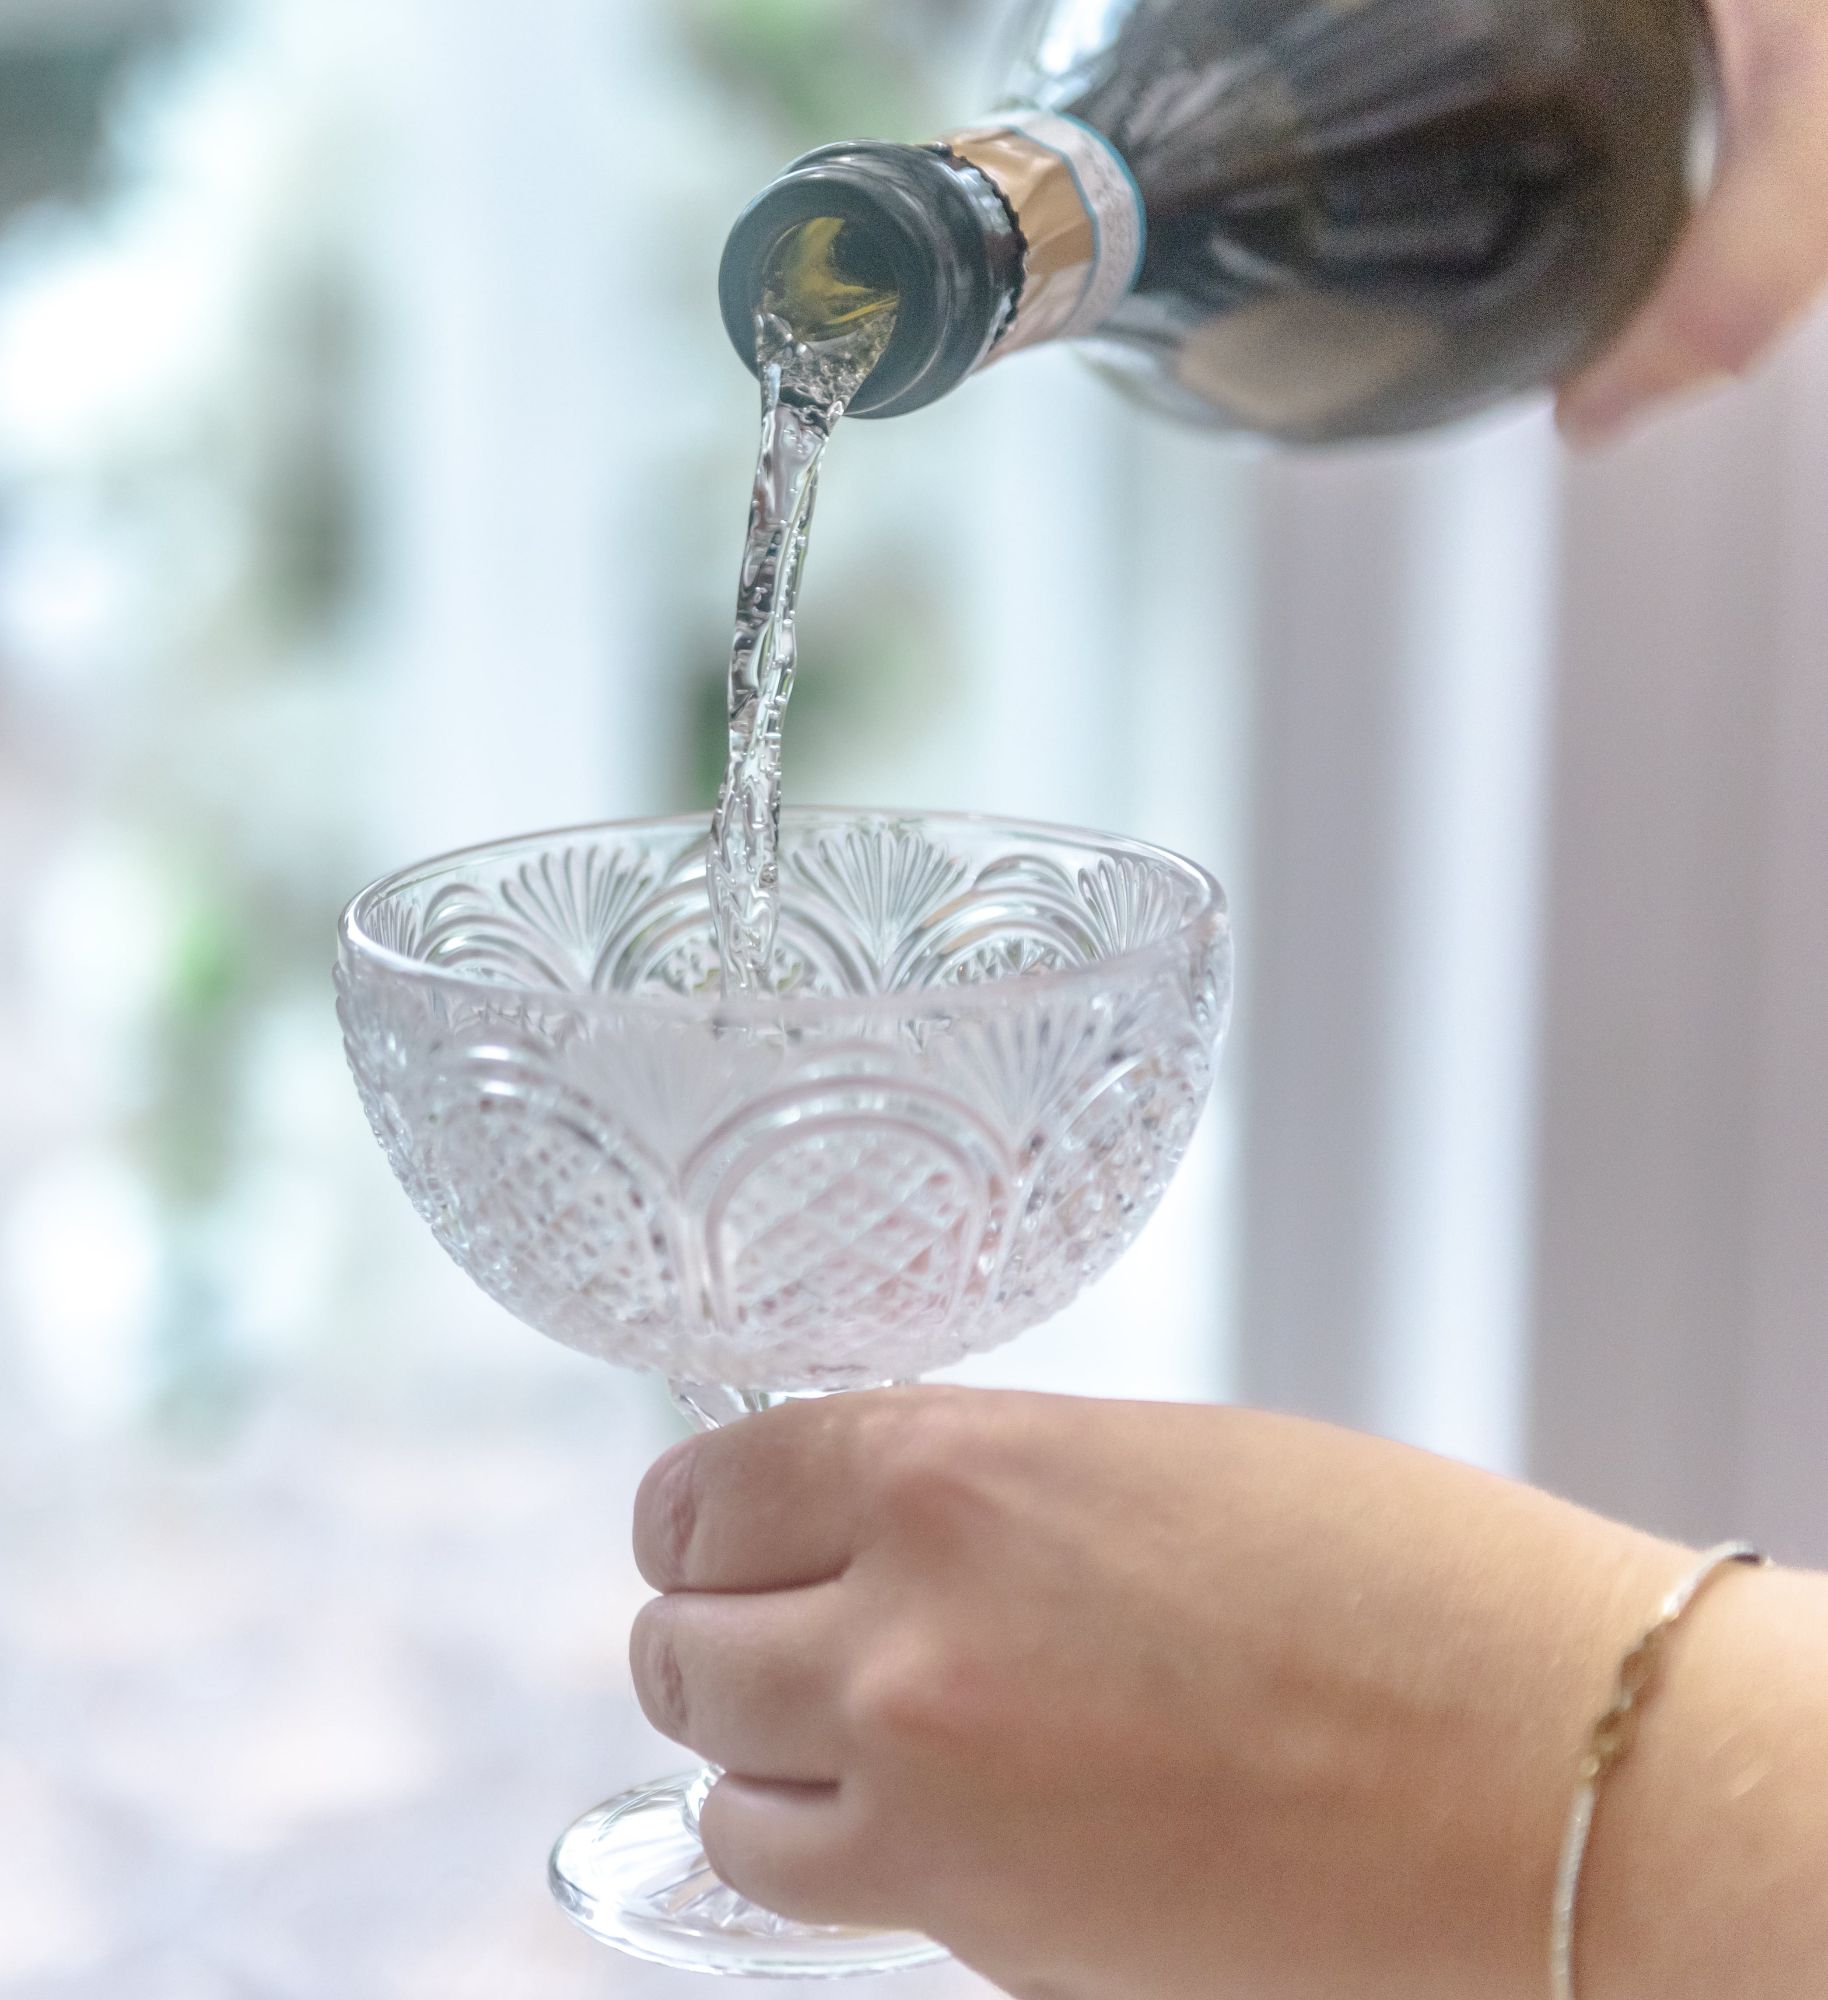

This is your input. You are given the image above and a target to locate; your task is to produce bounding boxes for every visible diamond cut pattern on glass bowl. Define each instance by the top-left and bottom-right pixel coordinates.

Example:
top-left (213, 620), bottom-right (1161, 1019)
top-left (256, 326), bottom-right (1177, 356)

top-left (337, 810), bottom-right (1231, 1392)
top-left (415, 1049), bottom-right (679, 1347)
top-left (685, 1079), bottom-right (1011, 1387)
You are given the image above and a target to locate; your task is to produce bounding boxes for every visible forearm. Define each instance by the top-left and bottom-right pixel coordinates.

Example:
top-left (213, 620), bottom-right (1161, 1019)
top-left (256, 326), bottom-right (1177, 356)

top-left (1582, 1562), bottom-right (1828, 1999)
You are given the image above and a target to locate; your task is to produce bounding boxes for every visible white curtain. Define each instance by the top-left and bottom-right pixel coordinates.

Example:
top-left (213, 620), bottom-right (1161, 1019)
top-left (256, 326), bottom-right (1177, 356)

top-left (1233, 330), bottom-right (1828, 1568)
top-left (1529, 325), bottom-right (1828, 1564)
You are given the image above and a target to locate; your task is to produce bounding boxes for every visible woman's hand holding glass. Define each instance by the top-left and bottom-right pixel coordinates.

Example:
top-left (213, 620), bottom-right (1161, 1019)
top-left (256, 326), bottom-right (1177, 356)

top-left (631, 1387), bottom-right (1828, 2000)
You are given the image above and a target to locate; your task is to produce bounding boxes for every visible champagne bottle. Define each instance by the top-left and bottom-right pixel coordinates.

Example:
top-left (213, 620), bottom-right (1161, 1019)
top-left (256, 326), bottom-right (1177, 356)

top-left (719, 0), bottom-right (1715, 442)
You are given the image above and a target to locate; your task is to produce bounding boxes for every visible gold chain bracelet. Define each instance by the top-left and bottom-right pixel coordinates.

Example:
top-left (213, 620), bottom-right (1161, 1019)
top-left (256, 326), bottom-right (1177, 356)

top-left (1550, 1542), bottom-right (1769, 2000)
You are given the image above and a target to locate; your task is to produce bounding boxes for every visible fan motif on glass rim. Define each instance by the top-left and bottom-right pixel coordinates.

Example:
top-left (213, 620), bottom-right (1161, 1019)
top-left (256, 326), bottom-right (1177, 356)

top-left (336, 814), bottom-right (1228, 1387)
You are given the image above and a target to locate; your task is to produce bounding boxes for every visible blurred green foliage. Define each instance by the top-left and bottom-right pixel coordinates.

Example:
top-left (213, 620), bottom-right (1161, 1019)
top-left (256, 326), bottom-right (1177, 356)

top-left (679, 0), bottom-right (973, 140)
top-left (0, 26), bottom-right (379, 1424)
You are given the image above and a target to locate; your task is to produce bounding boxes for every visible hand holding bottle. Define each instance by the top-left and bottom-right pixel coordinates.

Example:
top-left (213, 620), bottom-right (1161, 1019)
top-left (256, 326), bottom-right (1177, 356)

top-left (630, 1388), bottom-right (1828, 2000)
top-left (1560, 0), bottom-right (1828, 440)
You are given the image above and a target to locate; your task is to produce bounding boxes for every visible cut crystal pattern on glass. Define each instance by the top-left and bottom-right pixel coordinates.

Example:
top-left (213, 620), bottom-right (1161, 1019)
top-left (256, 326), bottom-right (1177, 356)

top-left (336, 808), bottom-right (1231, 1979)
top-left (337, 811), bottom-right (1231, 1392)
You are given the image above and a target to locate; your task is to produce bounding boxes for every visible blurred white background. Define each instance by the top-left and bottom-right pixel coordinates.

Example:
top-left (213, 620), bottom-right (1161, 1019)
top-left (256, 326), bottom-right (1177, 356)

top-left (0, 0), bottom-right (1823, 1994)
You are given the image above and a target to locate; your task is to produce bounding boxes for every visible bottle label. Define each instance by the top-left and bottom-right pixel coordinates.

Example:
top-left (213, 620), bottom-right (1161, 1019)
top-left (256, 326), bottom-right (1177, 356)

top-left (940, 109), bottom-right (1146, 356)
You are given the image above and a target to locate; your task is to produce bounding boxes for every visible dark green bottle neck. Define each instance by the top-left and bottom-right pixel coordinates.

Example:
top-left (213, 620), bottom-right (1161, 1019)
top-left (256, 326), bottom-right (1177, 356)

top-left (718, 142), bottom-right (1023, 420)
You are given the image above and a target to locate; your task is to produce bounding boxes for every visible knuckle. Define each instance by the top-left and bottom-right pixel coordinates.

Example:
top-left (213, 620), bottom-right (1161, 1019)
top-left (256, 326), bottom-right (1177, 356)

top-left (867, 1394), bottom-right (992, 1531)
top-left (846, 1634), bottom-right (991, 1758)
top-left (629, 1602), bottom-right (689, 1740)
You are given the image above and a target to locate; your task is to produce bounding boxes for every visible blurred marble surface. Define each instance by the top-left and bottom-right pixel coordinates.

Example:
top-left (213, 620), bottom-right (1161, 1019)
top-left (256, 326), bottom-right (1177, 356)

top-left (0, 1367), bottom-right (993, 2000)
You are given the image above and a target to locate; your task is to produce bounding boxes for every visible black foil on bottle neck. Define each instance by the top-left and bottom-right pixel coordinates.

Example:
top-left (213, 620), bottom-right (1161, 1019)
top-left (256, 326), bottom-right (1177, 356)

top-left (719, 142), bottom-right (1023, 419)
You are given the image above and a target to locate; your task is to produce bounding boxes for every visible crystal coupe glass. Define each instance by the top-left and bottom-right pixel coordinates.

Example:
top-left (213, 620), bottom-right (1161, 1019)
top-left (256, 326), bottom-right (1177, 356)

top-left (336, 807), bottom-right (1232, 1979)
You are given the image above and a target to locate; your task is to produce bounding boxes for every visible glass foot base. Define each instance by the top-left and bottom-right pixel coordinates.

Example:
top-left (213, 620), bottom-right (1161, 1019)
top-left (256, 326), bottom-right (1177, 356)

top-left (549, 1773), bottom-right (947, 1978)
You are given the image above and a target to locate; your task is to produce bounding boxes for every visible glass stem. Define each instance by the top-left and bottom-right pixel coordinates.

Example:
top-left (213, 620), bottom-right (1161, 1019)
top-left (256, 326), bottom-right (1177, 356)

top-left (668, 1382), bottom-right (909, 1432)
top-left (682, 1763), bottom-right (717, 1839)
top-left (669, 1383), bottom-right (802, 1432)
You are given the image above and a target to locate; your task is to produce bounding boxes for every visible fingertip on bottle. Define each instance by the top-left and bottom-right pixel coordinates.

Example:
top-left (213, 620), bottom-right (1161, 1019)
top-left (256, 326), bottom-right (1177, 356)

top-left (1555, 379), bottom-right (1637, 448)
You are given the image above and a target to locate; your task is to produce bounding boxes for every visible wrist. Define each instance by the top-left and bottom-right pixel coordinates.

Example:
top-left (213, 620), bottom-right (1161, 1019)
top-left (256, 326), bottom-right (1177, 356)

top-left (1383, 1506), bottom-right (1678, 2000)
top-left (1503, 1529), bottom-right (1694, 2000)
top-left (1573, 1560), bottom-right (1828, 2000)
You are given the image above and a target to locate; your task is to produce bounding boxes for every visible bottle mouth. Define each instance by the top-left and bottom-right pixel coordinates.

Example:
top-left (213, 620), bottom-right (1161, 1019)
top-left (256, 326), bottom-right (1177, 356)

top-left (761, 215), bottom-right (901, 345)
top-left (719, 143), bottom-right (1016, 419)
